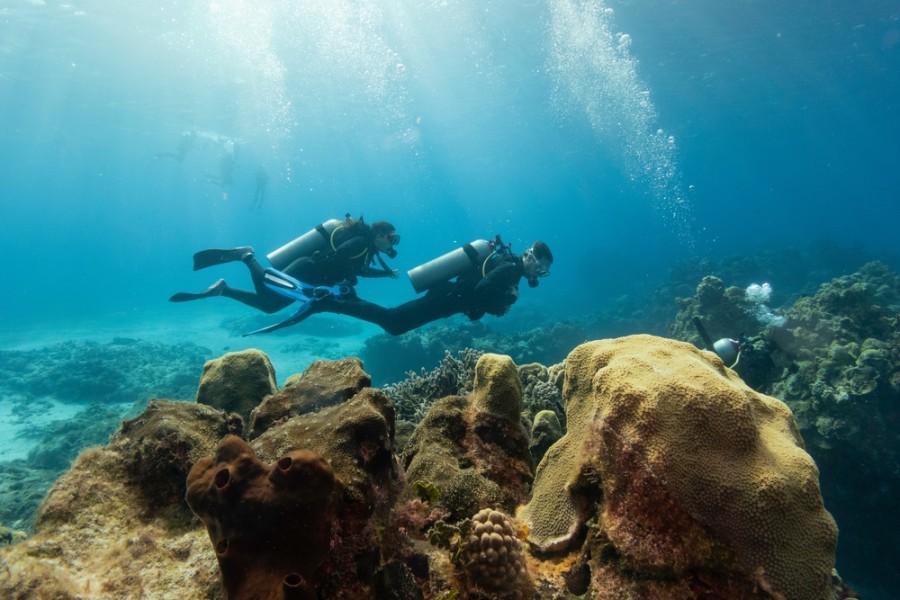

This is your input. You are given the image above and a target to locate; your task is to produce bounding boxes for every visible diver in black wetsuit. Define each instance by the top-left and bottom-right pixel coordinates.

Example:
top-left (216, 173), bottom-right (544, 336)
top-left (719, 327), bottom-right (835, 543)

top-left (169, 216), bottom-right (400, 314)
top-left (300, 239), bottom-right (553, 335)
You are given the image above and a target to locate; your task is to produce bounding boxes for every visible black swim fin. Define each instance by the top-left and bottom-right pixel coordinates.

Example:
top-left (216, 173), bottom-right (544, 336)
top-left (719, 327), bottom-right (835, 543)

top-left (169, 279), bottom-right (226, 302)
top-left (192, 247), bottom-right (254, 271)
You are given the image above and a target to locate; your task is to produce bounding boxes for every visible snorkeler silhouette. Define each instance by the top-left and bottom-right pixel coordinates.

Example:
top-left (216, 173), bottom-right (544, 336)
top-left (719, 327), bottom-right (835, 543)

top-left (206, 138), bottom-right (236, 200)
top-left (154, 130), bottom-right (197, 162)
top-left (251, 165), bottom-right (269, 212)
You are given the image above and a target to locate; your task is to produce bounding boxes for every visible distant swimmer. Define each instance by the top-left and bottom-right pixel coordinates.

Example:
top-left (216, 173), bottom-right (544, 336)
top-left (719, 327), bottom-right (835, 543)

top-left (251, 165), bottom-right (269, 212)
top-left (206, 138), bottom-right (237, 200)
top-left (154, 130), bottom-right (197, 162)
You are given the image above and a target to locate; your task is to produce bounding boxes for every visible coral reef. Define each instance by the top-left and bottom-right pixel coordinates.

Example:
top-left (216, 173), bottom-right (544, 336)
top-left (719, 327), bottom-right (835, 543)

top-left (0, 338), bottom-right (211, 405)
top-left (669, 261), bottom-right (900, 593)
top-left (361, 320), bottom-right (585, 385)
top-left (763, 261), bottom-right (900, 592)
top-left (186, 435), bottom-right (338, 600)
top-left (0, 337), bottom-right (848, 599)
top-left (0, 403), bottom-right (236, 600)
top-left (381, 349), bottom-right (483, 423)
top-left (669, 275), bottom-right (770, 347)
top-left (0, 339), bottom-right (217, 533)
top-left (518, 335), bottom-right (837, 599)
top-left (402, 355), bottom-right (534, 522)
top-left (112, 399), bottom-right (243, 512)
top-left (195, 349), bottom-right (278, 425)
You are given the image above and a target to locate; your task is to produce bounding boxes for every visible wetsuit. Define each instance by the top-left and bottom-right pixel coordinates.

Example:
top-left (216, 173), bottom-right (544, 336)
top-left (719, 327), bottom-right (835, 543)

top-left (222, 229), bottom-right (394, 314)
top-left (306, 253), bottom-right (525, 335)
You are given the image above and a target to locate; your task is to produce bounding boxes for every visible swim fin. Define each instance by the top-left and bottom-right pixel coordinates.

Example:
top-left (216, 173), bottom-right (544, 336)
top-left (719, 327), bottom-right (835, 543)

top-left (169, 279), bottom-right (226, 302)
top-left (192, 247), bottom-right (254, 271)
top-left (243, 300), bottom-right (316, 336)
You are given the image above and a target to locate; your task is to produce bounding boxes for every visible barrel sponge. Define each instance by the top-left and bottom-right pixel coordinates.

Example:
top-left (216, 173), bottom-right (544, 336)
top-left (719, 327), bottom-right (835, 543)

top-left (519, 335), bottom-right (838, 600)
top-left (472, 353), bottom-right (523, 422)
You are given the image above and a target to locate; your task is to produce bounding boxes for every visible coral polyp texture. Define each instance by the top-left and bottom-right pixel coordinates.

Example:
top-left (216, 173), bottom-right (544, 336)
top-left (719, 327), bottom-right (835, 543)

top-left (461, 508), bottom-right (531, 597)
top-left (186, 434), bottom-right (338, 600)
top-left (518, 335), bottom-right (838, 599)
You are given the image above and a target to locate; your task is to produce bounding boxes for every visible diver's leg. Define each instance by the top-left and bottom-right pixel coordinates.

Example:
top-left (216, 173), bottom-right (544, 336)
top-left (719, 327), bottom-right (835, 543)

top-left (376, 293), bottom-right (459, 335)
top-left (310, 291), bottom-right (457, 336)
top-left (219, 253), bottom-right (293, 314)
top-left (192, 246), bottom-right (255, 271)
top-left (169, 279), bottom-right (227, 303)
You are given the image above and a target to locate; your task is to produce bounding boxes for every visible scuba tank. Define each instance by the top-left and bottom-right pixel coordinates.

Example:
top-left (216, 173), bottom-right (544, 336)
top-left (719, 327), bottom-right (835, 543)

top-left (407, 239), bottom-right (494, 294)
top-left (266, 219), bottom-right (342, 270)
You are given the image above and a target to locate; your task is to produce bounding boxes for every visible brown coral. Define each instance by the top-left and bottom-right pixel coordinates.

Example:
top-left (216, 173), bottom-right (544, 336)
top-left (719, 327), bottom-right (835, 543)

top-left (518, 335), bottom-right (838, 600)
top-left (185, 435), bottom-right (339, 600)
top-left (461, 508), bottom-right (532, 598)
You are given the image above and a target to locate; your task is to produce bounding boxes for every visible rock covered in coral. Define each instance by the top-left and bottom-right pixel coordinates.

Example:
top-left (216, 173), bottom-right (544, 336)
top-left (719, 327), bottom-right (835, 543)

top-left (112, 399), bottom-right (243, 510)
top-left (247, 357), bottom-right (370, 438)
top-left (461, 508), bottom-right (532, 598)
top-left (762, 260), bottom-right (900, 591)
top-left (402, 355), bottom-right (534, 522)
top-left (195, 349), bottom-right (278, 425)
top-left (251, 386), bottom-right (399, 520)
top-left (519, 334), bottom-right (838, 600)
top-left (472, 354), bottom-right (523, 422)
top-left (186, 435), bottom-right (338, 600)
top-left (0, 447), bottom-right (221, 598)
top-left (528, 410), bottom-right (562, 465)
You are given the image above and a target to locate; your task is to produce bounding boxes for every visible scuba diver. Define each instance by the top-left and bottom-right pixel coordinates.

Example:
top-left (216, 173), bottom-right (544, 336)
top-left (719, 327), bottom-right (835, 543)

top-left (169, 216), bottom-right (401, 326)
top-left (691, 316), bottom-right (779, 391)
top-left (249, 236), bottom-right (554, 336)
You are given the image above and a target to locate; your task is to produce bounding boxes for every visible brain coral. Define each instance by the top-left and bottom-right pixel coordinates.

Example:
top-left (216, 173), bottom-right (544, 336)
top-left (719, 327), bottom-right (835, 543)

top-left (518, 334), bottom-right (837, 600)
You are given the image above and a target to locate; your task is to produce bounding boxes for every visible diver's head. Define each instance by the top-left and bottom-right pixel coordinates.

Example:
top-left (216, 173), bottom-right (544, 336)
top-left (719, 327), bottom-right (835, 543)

top-left (372, 221), bottom-right (400, 258)
top-left (523, 240), bottom-right (553, 288)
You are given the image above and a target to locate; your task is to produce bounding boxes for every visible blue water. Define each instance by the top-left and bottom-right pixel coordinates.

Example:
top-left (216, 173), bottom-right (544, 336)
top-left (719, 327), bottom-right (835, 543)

top-left (0, 0), bottom-right (898, 595)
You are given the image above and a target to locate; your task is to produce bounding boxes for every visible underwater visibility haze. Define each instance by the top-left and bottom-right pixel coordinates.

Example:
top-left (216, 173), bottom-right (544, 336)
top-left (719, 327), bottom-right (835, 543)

top-left (0, 0), bottom-right (899, 598)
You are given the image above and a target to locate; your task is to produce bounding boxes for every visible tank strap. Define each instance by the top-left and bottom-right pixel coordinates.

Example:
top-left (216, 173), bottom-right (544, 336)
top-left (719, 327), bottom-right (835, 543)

top-left (462, 243), bottom-right (481, 268)
top-left (314, 223), bottom-right (331, 241)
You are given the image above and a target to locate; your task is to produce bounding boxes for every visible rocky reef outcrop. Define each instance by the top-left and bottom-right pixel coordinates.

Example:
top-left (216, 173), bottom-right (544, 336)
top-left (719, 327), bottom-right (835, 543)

top-left (670, 260), bottom-right (900, 594)
top-left (0, 335), bottom-right (845, 599)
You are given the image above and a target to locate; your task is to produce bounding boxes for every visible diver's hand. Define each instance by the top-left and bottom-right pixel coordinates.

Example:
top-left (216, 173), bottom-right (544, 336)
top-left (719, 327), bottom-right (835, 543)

top-left (388, 269), bottom-right (400, 279)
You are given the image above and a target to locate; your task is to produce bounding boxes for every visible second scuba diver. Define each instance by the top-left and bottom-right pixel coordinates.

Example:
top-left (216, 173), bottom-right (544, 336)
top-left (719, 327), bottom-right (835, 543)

top-left (169, 215), bottom-right (400, 316)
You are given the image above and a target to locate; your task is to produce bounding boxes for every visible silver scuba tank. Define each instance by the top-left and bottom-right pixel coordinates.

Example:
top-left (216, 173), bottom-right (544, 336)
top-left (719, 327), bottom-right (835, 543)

top-left (266, 219), bottom-right (342, 270)
top-left (407, 239), bottom-right (493, 294)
